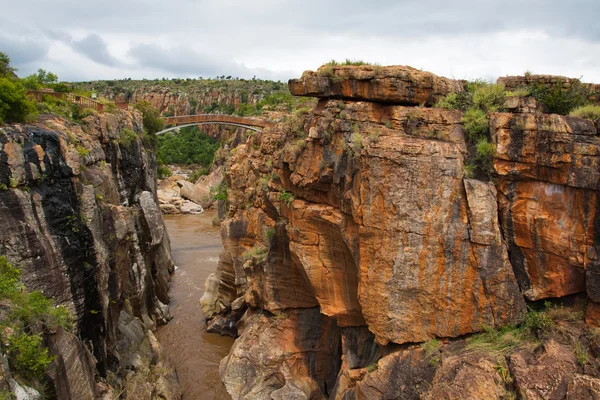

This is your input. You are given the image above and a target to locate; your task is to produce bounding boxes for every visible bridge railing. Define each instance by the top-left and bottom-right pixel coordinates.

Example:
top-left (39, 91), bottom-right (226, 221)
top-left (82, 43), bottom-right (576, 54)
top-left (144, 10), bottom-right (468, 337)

top-left (163, 114), bottom-right (275, 129)
top-left (26, 90), bottom-right (109, 113)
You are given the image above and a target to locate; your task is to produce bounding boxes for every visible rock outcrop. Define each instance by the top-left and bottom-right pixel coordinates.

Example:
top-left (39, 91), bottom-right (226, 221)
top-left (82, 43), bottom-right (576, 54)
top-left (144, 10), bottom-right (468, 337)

top-left (492, 110), bottom-right (600, 313)
top-left (0, 112), bottom-right (181, 398)
top-left (203, 65), bottom-right (600, 399)
top-left (289, 64), bottom-right (463, 106)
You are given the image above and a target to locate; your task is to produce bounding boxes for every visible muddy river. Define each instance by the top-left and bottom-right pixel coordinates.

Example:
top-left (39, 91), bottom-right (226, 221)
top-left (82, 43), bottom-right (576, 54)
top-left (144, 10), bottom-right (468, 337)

top-left (155, 211), bottom-right (234, 400)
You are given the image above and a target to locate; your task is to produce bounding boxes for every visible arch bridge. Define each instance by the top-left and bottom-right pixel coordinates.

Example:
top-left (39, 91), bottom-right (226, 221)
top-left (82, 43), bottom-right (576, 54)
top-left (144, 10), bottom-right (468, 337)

top-left (158, 114), bottom-right (275, 135)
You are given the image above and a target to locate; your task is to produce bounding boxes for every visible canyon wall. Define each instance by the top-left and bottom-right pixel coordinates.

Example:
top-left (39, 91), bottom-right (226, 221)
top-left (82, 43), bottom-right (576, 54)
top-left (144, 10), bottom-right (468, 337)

top-left (0, 112), bottom-right (181, 399)
top-left (203, 65), bottom-right (600, 399)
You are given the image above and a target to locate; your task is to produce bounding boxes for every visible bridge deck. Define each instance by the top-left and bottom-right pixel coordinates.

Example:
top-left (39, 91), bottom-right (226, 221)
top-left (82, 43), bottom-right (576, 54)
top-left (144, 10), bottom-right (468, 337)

top-left (163, 114), bottom-right (275, 129)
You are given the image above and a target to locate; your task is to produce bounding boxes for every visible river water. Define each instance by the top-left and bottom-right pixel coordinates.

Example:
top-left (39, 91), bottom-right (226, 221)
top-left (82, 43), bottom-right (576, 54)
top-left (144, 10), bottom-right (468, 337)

top-left (155, 211), bottom-right (234, 400)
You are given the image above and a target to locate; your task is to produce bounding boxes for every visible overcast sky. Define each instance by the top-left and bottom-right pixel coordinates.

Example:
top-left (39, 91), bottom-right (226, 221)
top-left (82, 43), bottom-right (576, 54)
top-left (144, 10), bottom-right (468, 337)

top-left (1, 0), bottom-right (599, 83)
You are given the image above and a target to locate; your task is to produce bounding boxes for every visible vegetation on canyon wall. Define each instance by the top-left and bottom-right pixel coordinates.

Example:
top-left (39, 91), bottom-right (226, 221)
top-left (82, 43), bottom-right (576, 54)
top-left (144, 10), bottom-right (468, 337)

top-left (434, 75), bottom-right (600, 179)
top-left (0, 256), bottom-right (72, 391)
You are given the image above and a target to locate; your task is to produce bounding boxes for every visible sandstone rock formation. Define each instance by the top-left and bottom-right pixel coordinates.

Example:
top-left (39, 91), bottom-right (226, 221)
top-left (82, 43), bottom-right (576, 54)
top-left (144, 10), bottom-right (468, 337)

top-left (492, 112), bottom-right (600, 305)
top-left (0, 112), bottom-right (181, 398)
top-left (203, 66), bottom-right (600, 399)
top-left (289, 64), bottom-right (463, 106)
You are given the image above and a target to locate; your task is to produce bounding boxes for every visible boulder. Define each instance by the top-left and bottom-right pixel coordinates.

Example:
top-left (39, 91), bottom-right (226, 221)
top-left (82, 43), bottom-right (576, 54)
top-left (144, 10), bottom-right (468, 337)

top-left (289, 65), bottom-right (463, 106)
top-left (508, 339), bottom-right (577, 400)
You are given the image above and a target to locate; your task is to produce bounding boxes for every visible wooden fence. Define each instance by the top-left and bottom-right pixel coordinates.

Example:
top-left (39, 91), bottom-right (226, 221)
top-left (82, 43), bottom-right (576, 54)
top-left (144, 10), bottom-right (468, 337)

top-left (26, 90), bottom-right (120, 113)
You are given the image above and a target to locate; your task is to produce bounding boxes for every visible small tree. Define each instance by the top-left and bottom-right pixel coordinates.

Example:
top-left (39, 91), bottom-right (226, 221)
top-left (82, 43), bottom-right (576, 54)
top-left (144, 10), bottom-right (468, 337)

top-left (134, 100), bottom-right (164, 135)
top-left (0, 77), bottom-right (37, 124)
top-left (0, 51), bottom-right (16, 77)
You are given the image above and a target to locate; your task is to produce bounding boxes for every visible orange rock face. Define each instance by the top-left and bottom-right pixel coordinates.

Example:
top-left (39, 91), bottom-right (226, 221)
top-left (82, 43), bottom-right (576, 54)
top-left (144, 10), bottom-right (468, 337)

top-left (492, 112), bottom-right (600, 301)
top-left (205, 97), bottom-right (525, 348)
top-left (289, 65), bottom-right (463, 106)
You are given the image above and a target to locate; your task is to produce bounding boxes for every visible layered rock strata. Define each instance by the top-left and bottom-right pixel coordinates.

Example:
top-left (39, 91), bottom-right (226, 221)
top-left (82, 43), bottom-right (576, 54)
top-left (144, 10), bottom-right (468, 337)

top-left (289, 64), bottom-right (463, 106)
top-left (202, 66), bottom-right (531, 398)
top-left (0, 112), bottom-right (181, 398)
top-left (204, 66), bottom-right (600, 399)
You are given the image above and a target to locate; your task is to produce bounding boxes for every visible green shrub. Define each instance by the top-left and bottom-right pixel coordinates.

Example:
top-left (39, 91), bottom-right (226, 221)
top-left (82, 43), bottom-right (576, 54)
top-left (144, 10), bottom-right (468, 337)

top-left (463, 163), bottom-right (476, 179)
top-left (265, 227), bottom-right (276, 246)
top-left (529, 79), bottom-right (591, 115)
top-left (118, 128), bottom-right (138, 149)
top-left (472, 84), bottom-right (506, 112)
top-left (242, 245), bottom-right (268, 263)
top-left (505, 87), bottom-right (531, 97)
top-left (420, 338), bottom-right (441, 366)
top-left (475, 139), bottom-right (495, 176)
top-left (211, 183), bottom-right (227, 201)
top-left (157, 165), bottom-right (172, 179)
top-left (8, 333), bottom-right (54, 381)
top-left (351, 132), bottom-right (363, 149)
top-left (134, 101), bottom-right (164, 135)
top-left (278, 189), bottom-right (293, 206)
top-left (569, 104), bottom-right (600, 121)
top-left (0, 78), bottom-right (38, 124)
top-left (524, 308), bottom-right (554, 337)
top-left (462, 108), bottom-right (489, 141)
top-left (76, 145), bottom-right (89, 157)
top-left (188, 167), bottom-right (209, 183)
top-left (0, 256), bottom-right (21, 297)
top-left (156, 126), bottom-right (219, 166)
top-left (467, 324), bottom-right (528, 356)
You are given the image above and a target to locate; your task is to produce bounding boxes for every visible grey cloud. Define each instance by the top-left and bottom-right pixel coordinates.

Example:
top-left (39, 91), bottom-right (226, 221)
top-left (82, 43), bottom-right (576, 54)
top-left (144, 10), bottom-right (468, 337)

top-left (4, 0), bottom-right (600, 42)
top-left (128, 43), bottom-right (291, 80)
top-left (0, 35), bottom-right (50, 69)
top-left (71, 34), bottom-right (119, 66)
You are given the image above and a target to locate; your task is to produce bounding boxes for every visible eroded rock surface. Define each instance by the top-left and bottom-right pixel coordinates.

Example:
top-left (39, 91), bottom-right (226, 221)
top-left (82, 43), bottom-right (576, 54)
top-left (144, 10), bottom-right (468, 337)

top-left (289, 65), bottom-right (463, 106)
top-left (0, 112), bottom-right (181, 398)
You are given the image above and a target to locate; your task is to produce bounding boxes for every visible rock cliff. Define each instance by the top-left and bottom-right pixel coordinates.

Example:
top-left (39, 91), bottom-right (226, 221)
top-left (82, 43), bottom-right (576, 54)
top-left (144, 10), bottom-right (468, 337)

top-left (0, 111), bottom-right (181, 398)
top-left (203, 65), bottom-right (600, 399)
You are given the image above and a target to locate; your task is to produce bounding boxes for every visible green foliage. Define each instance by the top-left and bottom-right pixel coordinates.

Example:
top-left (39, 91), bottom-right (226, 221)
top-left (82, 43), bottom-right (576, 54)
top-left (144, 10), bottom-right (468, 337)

top-left (278, 189), bottom-right (293, 206)
top-left (467, 325), bottom-right (530, 356)
top-left (0, 256), bottom-right (73, 384)
top-left (0, 256), bottom-right (21, 297)
top-left (529, 79), bottom-right (591, 115)
top-left (188, 167), bottom-right (209, 183)
top-left (366, 362), bottom-right (378, 373)
top-left (463, 163), bottom-right (476, 179)
top-left (462, 108), bottom-right (489, 141)
top-left (0, 78), bottom-right (38, 124)
top-left (523, 307), bottom-right (554, 337)
top-left (574, 342), bottom-right (590, 365)
top-left (134, 101), bottom-right (164, 135)
top-left (324, 59), bottom-right (375, 66)
top-left (472, 84), bottom-right (506, 112)
top-left (265, 227), bottom-right (276, 246)
top-left (76, 145), bottom-right (89, 157)
top-left (157, 165), bottom-right (172, 179)
top-left (505, 87), bottom-right (531, 97)
top-left (569, 104), bottom-right (600, 121)
top-left (118, 128), bottom-right (138, 149)
top-left (8, 333), bottom-right (54, 381)
top-left (211, 183), bottom-right (227, 201)
top-left (351, 131), bottom-right (363, 149)
top-left (242, 245), bottom-right (268, 263)
top-left (0, 51), bottom-right (16, 77)
top-left (156, 125), bottom-right (219, 166)
top-left (32, 69), bottom-right (58, 85)
top-left (475, 139), bottom-right (495, 178)
top-left (72, 107), bottom-right (97, 121)
top-left (420, 338), bottom-right (441, 366)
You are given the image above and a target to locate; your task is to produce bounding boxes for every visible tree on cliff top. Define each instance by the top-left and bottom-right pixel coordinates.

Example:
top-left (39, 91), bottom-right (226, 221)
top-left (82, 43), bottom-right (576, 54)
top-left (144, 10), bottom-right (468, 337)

top-left (134, 100), bottom-right (164, 135)
top-left (0, 51), bottom-right (38, 124)
top-left (0, 51), bottom-right (17, 78)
